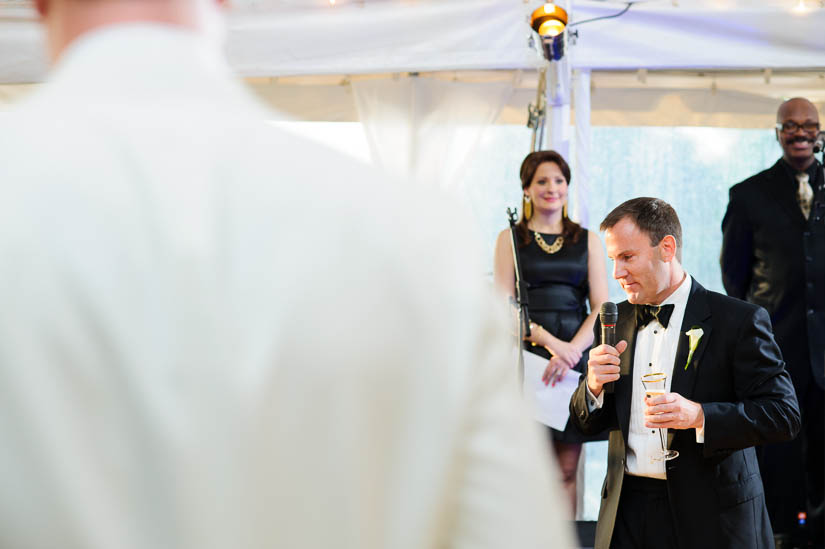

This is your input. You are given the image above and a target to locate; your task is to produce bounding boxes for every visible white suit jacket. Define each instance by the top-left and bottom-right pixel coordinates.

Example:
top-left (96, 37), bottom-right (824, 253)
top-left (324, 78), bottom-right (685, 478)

top-left (0, 24), bottom-right (572, 549)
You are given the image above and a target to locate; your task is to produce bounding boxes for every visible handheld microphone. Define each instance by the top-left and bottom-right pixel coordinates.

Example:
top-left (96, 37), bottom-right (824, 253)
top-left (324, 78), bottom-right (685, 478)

top-left (599, 302), bottom-right (618, 393)
top-left (814, 131), bottom-right (825, 154)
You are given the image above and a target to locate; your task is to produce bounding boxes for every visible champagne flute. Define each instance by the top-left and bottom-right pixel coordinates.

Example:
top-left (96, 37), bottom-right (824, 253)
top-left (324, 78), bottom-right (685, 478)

top-left (641, 372), bottom-right (679, 461)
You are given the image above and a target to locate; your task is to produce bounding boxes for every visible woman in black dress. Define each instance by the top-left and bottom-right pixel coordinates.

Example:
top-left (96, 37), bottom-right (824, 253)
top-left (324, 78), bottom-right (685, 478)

top-left (494, 150), bottom-right (608, 514)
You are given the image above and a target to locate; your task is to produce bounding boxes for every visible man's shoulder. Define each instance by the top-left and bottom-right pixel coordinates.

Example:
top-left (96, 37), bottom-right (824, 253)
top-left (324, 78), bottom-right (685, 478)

top-left (729, 160), bottom-right (783, 197)
top-left (699, 286), bottom-right (767, 329)
top-left (705, 288), bottom-right (758, 314)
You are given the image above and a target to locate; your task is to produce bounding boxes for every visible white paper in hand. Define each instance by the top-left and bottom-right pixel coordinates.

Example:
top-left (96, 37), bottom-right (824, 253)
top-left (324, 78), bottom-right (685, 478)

top-left (521, 349), bottom-right (580, 430)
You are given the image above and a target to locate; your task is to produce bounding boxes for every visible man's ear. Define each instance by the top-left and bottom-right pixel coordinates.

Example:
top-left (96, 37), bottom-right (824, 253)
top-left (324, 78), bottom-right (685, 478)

top-left (34, 0), bottom-right (47, 17)
top-left (659, 235), bottom-right (677, 262)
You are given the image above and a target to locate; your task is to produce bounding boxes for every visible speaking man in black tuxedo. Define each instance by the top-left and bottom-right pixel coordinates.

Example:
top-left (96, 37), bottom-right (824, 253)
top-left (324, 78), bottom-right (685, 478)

top-left (570, 197), bottom-right (800, 549)
top-left (721, 97), bottom-right (825, 547)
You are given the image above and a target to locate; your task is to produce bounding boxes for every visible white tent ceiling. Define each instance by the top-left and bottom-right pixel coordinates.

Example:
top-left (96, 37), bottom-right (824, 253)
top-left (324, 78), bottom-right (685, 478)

top-left (1, 0), bottom-right (824, 126)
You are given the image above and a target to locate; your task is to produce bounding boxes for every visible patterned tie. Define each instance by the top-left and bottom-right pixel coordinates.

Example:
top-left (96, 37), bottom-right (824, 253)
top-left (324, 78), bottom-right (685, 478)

top-left (636, 304), bottom-right (675, 329)
top-left (797, 172), bottom-right (813, 220)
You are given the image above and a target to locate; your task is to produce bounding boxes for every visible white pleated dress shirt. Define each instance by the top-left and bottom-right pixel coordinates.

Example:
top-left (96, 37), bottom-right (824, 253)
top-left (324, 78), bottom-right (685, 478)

top-left (626, 274), bottom-right (690, 479)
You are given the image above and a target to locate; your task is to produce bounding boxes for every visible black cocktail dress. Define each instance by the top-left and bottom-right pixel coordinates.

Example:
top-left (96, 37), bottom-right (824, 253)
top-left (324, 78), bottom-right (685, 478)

top-left (521, 230), bottom-right (604, 443)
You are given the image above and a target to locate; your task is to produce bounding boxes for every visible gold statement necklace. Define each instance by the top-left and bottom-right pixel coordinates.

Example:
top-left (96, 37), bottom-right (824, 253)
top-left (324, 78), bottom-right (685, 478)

top-left (534, 232), bottom-right (564, 254)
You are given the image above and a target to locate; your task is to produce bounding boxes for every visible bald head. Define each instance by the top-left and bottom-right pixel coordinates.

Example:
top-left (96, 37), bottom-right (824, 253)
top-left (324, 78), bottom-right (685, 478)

top-left (775, 97), bottom-right (820, 171)
top-left (777, 97), bottom-right (819, 123)
top-left (35, 0), bottom-right (225, 62)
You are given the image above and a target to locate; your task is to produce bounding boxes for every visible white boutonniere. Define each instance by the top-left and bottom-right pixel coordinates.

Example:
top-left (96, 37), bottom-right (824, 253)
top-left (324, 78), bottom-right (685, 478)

top-left (684, 326), bottom-right (704, 370)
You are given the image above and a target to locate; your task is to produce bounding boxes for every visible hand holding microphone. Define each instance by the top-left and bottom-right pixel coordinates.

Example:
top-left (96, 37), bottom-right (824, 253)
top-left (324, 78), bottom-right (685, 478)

top-left (587, 302), bottom-right (627, 397)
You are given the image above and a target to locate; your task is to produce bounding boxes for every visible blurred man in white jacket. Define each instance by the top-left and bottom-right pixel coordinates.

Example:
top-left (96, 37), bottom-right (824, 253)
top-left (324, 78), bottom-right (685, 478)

top-left (0, 1), bottom-right (573, 548)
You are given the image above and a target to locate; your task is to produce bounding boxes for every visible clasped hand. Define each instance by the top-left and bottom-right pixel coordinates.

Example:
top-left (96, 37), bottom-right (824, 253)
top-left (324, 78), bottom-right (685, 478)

top-left (549, 340), bottom-right (582, 369)
top-left (542, 340), bottom-right (582, 386)
top-left (542, 356), bottom-right (569, 386)
top-left (644, 393), bottom-right (704, 430)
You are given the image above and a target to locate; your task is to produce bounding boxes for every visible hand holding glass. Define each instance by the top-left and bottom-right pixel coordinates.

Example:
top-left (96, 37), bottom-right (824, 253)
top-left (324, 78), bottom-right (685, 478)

top-left (641, 372), bottom-right (679, 461)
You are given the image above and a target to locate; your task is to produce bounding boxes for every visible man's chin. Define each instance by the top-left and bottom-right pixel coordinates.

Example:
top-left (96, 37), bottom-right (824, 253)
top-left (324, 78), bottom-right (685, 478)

top-left (787, 148), bottom-right (813, 159)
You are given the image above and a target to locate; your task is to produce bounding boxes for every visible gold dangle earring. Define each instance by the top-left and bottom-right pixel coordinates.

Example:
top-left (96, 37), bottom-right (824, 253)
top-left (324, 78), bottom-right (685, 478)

top-left (562, 203), bottom-right (568, 219)
top-left (523, 195), bottom-right (533, 220)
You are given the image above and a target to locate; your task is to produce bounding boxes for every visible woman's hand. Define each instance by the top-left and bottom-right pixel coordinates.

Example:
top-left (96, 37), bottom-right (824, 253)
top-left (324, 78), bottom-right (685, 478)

top-left (547, 340), bottom-right (582, 370)
top-left (542, 356), bottom-right (571, 386)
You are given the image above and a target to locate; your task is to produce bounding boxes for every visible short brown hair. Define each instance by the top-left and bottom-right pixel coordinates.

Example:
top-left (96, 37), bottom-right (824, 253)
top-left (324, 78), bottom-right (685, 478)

top-left (600, 197), bottom-right (682, 261)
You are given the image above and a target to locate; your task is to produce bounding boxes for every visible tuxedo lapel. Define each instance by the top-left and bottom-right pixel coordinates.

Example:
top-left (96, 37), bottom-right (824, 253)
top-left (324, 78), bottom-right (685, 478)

top-left (670, 279), bottom-right (712, 403)
top-left (615, 301), bottom-right (638, 444)
top-left (665, 279), bottom-right (712, 449)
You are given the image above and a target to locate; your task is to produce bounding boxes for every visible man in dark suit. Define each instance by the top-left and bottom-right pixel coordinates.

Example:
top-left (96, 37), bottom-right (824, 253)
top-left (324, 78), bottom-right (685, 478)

top-left (571, 197), bottom-right (800, 549)
top-left (721, 97), bottom-right (825, 547)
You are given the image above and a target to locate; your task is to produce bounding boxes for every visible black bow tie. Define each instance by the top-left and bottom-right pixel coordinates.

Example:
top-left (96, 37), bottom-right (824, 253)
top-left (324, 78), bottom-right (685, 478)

top-left (636, 304), bottom-right (675, 329)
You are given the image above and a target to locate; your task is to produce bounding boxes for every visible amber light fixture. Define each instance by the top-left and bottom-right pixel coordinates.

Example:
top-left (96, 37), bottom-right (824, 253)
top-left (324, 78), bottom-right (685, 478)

top-left (530, 3), bottom-right (568, 61)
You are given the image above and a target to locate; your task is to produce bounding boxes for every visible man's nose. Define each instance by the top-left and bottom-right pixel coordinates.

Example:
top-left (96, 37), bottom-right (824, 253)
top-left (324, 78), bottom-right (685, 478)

top-left (612, 262), bottom-right (624, 280)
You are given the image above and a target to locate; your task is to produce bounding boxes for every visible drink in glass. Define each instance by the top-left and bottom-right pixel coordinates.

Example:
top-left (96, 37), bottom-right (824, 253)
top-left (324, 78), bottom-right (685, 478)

top-left (641, 372), bottom-right (679, 461)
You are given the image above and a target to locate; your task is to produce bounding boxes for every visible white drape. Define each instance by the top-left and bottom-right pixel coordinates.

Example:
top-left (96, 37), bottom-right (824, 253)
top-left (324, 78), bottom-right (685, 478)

top-left (351, 75), bottom-right (515, 192)
top-left (546, 67), bottom-right (572, 161)
top-left (4, 2), bottom-right (825, 85)
top-left (573, 69), bottom-right (592, 230)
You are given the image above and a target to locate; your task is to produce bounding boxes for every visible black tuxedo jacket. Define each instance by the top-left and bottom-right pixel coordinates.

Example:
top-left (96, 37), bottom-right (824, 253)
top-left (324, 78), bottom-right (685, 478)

top-left (570, 279), bottom-right (800, 549)
top-left (721, 158), bottom-right (825, 391)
